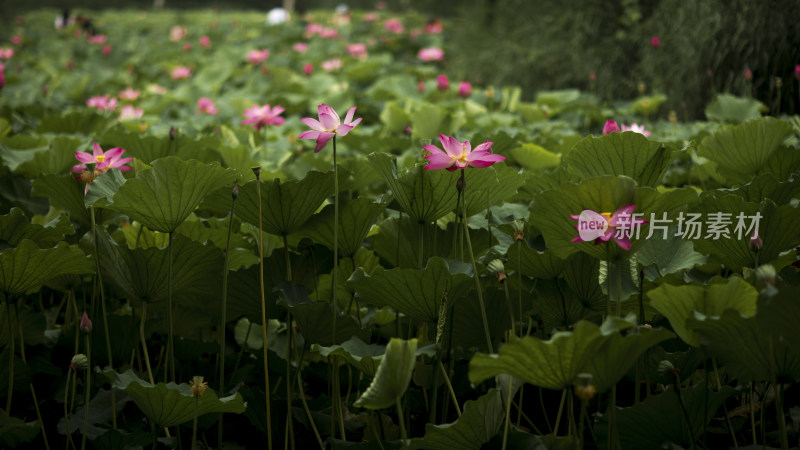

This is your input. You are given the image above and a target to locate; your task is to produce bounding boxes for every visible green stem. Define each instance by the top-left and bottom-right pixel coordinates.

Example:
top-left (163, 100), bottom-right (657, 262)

top-left (296, 352), bottom-right (324, 449)
top-left (140, 301), bottom-right (155, 384)
top-left (750, 383), bottom-right (757, 445)
top-left (91, 207), bottom-right (116, 430)
top-left (167, 232), bottom-right (175, 382)
top-left (606, 245), bottom-right (612, 318)
top-left (711, 358), bottom-right (739, 447)
top-left (769, 338), bottom-right (789, 450)
top-left (460, 169), bottom-right (494, 353)
top-left (516, 240), bottom-right (523, 338)
top-left (553, 388), bottom-right (567, 436)
top-left (15, 302), bottom-right (50, 450)
top-left (81, 333), bottom-right (90, 450)
top-left (284, 230), bottom-right (295, 450)
top-left (501, 376), bottom-right (513, 450)
top-left (438, 360), bottom-right (461, 417)
top-left (502, 282), bottom-right (515, 335)
top-left (64, 369), bottom-right (75, 450)
top-left (191, 396), bottom-right (199, 450)
top-left (218, 187), bottom-right (237, 447)
top-left (609, 386), bottom-right (618, 450)
top-left (5, 299), bottom-right (13, 414)
top-left (254, 168), bottom-right (273, 450)
top-left (615, 259), bottom-right (622, 317)
top-left (396, 397), bottom-right (408, 447)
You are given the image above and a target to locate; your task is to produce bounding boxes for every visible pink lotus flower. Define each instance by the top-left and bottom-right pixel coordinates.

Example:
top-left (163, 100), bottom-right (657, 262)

top-left (305, 23), bottom-right (324, 37)
top-left (183, 43), bottom-right (191, 51)
top-left (119, 88), bottom-right (141, 101)
top-left (171, 66), bottom-right (192, 79)
top-left (247, 49), bottom-right (270, 64)
top-left (424, 20), bottom-right (443, 34)
top-left (11, 36), bottom-right (22, 45)
top-left (88, 35), bottom-right (107, 44)
top-left (293, 42), bottom-right (309, 52)
top-left (436, 75), bottom-right (449, 91)
top-left (458, 82), bottom-right (471, 98)
top-left (418, 80), bottom-right (425, 93)
top-left (347, 43), bottom-right (367, 59)
top-left (363, 12), bottom-right (379, 22)
top-left (322, 59), bottom-right (342, 72)
top-left (384, 18), bottom-right (404, 34)
top-left (0, 71), bottom-right (5, 90)
top-left (320, 28), bottom-right (339, 39)
top-left (199, 36), bottom-right (211, 47)
top-left (80, 312), bottom-right (92, 333)
top-left (650, 36), bottom-right (660, 49)
top-left (197, 97), bottom-right (218, 115)
top-left (119, 105), bottom-right (143, 121)
top-left (73, 143), bottom-right (133, 193)
top-left (86, 95), bottom-right (117, 111)
top-left (303, 63), bottom-right (313, 75)
top-left (148, 84), bottom-right (167, 95)
top-left (299, 104), bottom-right (362, 153)
top-left (422, 135), bottom-right (505, 171)
top-left (241, 104), bottom-right (285, 130)
top-left (170, 26), bottom-right (187, 41)
top-left (602, 120), bottom-right (619, 135)
top-left (621, 123), bottom-right (651, 137)
top-left (589, 71), bottom-right (597, 81)
top-left (744, 68), bottom-right (753, 80)
top-left (570, 205), bottom-right (647, 250)
top-left (376, 1), bottom-right (387, 9)
top-left (0, 48), bottom-right (14, 59)
top-left (795, 65), bottom-right (800, 79)
top-left (417, 47), bottom-right (444, 62)
top-left (102, 45), bottom-right (111, 55)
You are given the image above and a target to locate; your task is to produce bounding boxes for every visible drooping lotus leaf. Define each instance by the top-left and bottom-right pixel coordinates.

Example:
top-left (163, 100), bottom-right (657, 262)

top-left (468, 320), bottom-right (609, 390)
top-left (112, 369), bottom-right (246, 428)
top-left (697, 116), bottom-right (793, 185)
top-left (101, 156), bottom-right (237, 233)
top-left (0, 410), bottom-right (39, 448)
top-left (648, 276), bottom-right (758, 347)
top-left (0, 208), bottom-right (73, 248)
top-left (3, 136), bottom-right (84, 178)
top-left (312, 248), bottom-right (381, 311)
top-left (533, 279), bottom-right (604, 330)
top-left (234, 170), bottom-right (333, 236)
top-left (594, 384), bottom-right (736, 449)
top-left (315, 336), bottom-right (437, 378)
top-left (509, 143), bottom-right (561, 171)
top-left (0, 240), bottom-right (93, 296)
top-left (408, 388), bottom-right (505, 450)
top-left (354, 338), bottom-right (418, 410)
top-left (637, 226), bottom-right (708, 278)
top-left (564, 132), bottom-right (672, 187)
top-left (505, 240), bottom-right (568, 279)
top-left (85, 168), bottom-right (127, 209)
top-left (298, 197), bottom-right (386, 257)
top-left (704, 93), bottom-right (766, 123)
top-left (562, 252), bottom-right (606, 309)
top-left (347, 257), bottom-right (473, 323)
top-left (446, 287), bottom-right (521, 350)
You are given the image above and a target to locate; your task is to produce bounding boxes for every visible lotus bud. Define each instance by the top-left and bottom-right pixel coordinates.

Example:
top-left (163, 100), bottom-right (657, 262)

top-left (169, 126), bottom-right (176, 140)
top-left (417, 80), bottom-right (425, 93)
top-left (190, 376), bottom-right (208, 397)
top-left (232, 185), bottom-right (239, 199)
top-left (602, 120), bottom-right (619, 135)
top-left (70, 354), bottom-right (88, 371)
top-left (658, 360), bottom-right (679, 380)
top-left (251, 166), bottom-right (262, 180)
top-left (512, 220), bottom-right (525, 241)
top-left (574, 373), bottom-right (596, 403)
top-left (744, 68), bottom-right (753, 81)
top-left (637, 82), bottom-right (646, 95)
top-left (749, 231), bottom-right (762, 252)
top-left (795, 65), bottom-right (800, 80)
top-left (303, 63), bottom-right (313, 76)
top-left (436, 75), bottom-right (449, 91)
top-left (775, 77), bottom-right (783, 89)
top-left (755, 264), bottom-right (776, 286)
top-left (458, 82), bottom-right (471, 98)
top-left (487, 259), bottom-right (507, 283)
top-left (485, 86), bottom-right (495, 99)
top-left (80, 312), bottom-right (92, 333)
top-left (668, 110), bottom-right (677, 123)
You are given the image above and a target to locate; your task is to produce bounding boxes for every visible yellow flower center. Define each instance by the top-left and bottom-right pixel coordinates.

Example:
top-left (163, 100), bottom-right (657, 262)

top-left (95, 155), bottom-right (106, 163)
top-left (451, 144), bottom-right (469, 164)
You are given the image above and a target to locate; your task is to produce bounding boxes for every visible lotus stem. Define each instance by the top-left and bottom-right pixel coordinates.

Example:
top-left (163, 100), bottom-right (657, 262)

top-left (16, 303), bottom-right (50, 450)
top-left (167, 232), bottom-right (175, 383)
top-left (711, 358), bottom-right (738, 447)
top-left (218, 185), bottom-right (237, 447)
top-left (438, 360), bottom-right (461, 417)
top-left (64, 369), bottom-right (75, 450)
top-left (5, 299), bottom-right (13, 414)
top-left (284, 311), bottom-right (295, 450)
top-left (81, 334), bottom-right (90, 450)
top-left (553, 388), bottom-right (566, 437)
top-left (750, 383), bottom-right (757, 445)
top-left (609, 386), bottom-right (620, 450)
top-left (191, 395), bottom-right (199, 450)
top-left (396, 396), bottom-right (408, 447)
top-left (615, 259), bottom-right (622, 317)
top-left (140, 301), bottom-right (155, 384)
top-left (769, 337), bottom-right (789, 450)
top-left (296, 356), bottom-right (324, 449)
top-left (91, 207), bottom-right (116, 430)
top-left (254, 167), bottom-right (273, 450)
top-left (501, 376), bottom-right (513, 450)
top-left (516, 240), bottom-right (523, 338)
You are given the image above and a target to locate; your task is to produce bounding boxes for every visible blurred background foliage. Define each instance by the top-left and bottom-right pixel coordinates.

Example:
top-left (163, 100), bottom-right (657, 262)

top-left (2, 0), bottom-right (799, 119)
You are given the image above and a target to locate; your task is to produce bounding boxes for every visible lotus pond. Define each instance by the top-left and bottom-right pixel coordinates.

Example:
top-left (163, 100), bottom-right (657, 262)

top-left (0, 6), bottom-right (799, 450)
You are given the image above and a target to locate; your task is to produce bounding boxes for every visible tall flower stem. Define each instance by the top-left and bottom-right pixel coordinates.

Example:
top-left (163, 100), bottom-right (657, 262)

top-left (331, 135), bottom-right (340, 336)
top-left (81, 333), bottom-right (91, 450)
top-left (615, 259), bottom-right (623, 317)
top-left (501, 376), bottom-right (514, 450)
top-left (218, 186), bottom-right (237, 447)
top-left (191, 395), bottom-right (199, 450)
top-left (167, 232), bottom-right (175, 382)
top-left (139, 301), bottom-right (155, 384)
top-left (4, 299), bottom-right (13, 414)
top-left (91, 207), bottom-right (116, 430)
top-left (64, 369), bottom-right (76, 450)
top-left (15, 302), bottom-right (50, 450)
top-left (459, 169), bottom-right (494, 353)
top-left (254, 167), bottom-right (274, 450)
top-left (283, 234), bottom-right (295, 450)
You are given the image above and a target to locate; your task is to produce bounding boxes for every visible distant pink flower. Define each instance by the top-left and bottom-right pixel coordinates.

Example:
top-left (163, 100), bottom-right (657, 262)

top-left (171, 66), bottom-right (192, 79)
top-left (384, 18), bottom-right (404, 34)
top-left (570, 205), bottom-right (647, 250)
top-left (621, 123), bottom-right (652, 137)
top-left (14, 17), bottom-right (23, 24)
top-left (423, 134), bottom-right (505, 171)
top-left (148, 84), bottom-right (167, 95)
top-left (183, 43), bottom-right (191, 52)
top-left (80, 312), bottom-right (92, 333)
top-left (119, 88), bottom-right (141, 101)
top-left (409, 29), bottom-right (421, 39)
top-left (436, 75), bottom-right (449, 91)
top-left (650, 36), bottom-right (660, 49)
top-left (170, 26), bottom-right (187, 41)
top-left (119, 105), bottom-right (143, 121)
top-left (197, 97), bottom-right (218, 115)
top-left (418, 81), bottom-right (425, 93)
top-left (424, 20), bottom-right (443, 34)
top-left (305, 23), bottom-right (324, 37)
top-left (744, 68), bottom-right (753, 80)
top-left (299, 104), bottom-right (362, 153)
top-left (199, 36), bottom-right (211, 47)
top-left (11, 36), bottom-right (22, 45)
top-left (242, 104), bottom-right (285, 130)
top-left (364, 12), bottom-right (379, 22)
top-left (320, 28), bottom-right (339, 39)
top-left (417, 47), bottom-right (443, 62)
top-left (303, 63), bottom-right (313, 75)
top-left (322, 58), bottom-right (342, 72)
top-left (86, 95), bottom-right (117, 111)
top-left (0, 71), bottom-right (5, 90)
top-left (376, 1), bottom-right (387, 9)
top-left (247, 49), bottom-right (270, 64)
top-left (102, 45), bottom-right (111, 55)
top-left (602, 120), bottom-right (619, 135)
top-left (458, 82), bottom-right (471, 98)
top-left (589, 71), bottom-right (597, 81)
top-left (0, 48), bottom-right (14, 59)
top-left (293, 42), bottom-right (309, 52)
top-left (88, 35), bottom-right (107, 44)
top-left (795, 65), bottom-right (800, 79)
top-left (347, 43), bottom-right (367, 58)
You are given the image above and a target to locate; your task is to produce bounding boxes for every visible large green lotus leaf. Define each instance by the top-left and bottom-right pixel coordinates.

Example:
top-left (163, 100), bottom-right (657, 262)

top-left (648, 276), bottom-right (758, 347)
top-left (112, 370), bottom-right (245, 428)
top-left (0, 208), bottom-right (73, 248)
top-left (408, 389), bottom-right (505, 450)
top-left (468, 320), bottom-right (609, 390)
top-left (506, 242), bottom-right (568, 279)
top-left (315, 336), bottom-right (436, 378)
top-left (445, 287), bottom-right (520, 350)
top-left (104, 156), bottom-right (236, 233)
top-left (84, 167), bottom-right (128, 209)
top-left (509, 143), bottom-right (561, 171)
top-left (562, 252), bottom-right (606, 309)
top-left (0, 135), bottom-right (49, 173)
top-left (298, 197), bottom-right (385, 257)
top-left (411, 103), bottom-right (448, 140)
top-left (697, 117), bottom-right (793, 185)
top-left (36, 110), bottom-right (111, 135)
top-left (234, 171), bottom-right (333, 236)
top-left (31, 174), bottom-right (92, 225)
top-left (533, 278), bottom-right (604, 330)
top-left (97, 231), bottom-right (223, 307)
top-left (354, 338), bottom-right (418, 410)
top-left (462, 165), bottom-right (526, 217)
top-left (564, 132), bottom-right (672, 186)
top-left (585, 320), bottom-right (675, 392)
top-left (727, 173), bottom-right (800, 206)
top-left (0, 240), bottom-right (93, 296)
top-left (637, 226), bottom-right (708, 278)
top-left (705, 93), bottom-right (766, 123)
top-left (348, 257), bottom-right (473, 323)
top-left (530, 176), bottom-right (697, 261)
top-left (690, 195), bottom-right (800, 271)
top-left (761, 145), bottom-right (800, 182)
top-left (379, 100), bottom-right (410, 133)
top-left (289, 299), bottom-right (370, 347)
top-left (99, 128), bottom-right (222, 164)
top-left (517, 166), bottom-right (576, 198)
top-left (0, 410), bottom-right (39, 448)
top-left (4, 136), bottom-right (84, 178)
top-left (594, 384), bottom-right (736, 450)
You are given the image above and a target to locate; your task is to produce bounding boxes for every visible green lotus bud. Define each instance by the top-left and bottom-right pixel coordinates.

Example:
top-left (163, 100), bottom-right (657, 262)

top-left (70, 354), bottom-right (88, 371)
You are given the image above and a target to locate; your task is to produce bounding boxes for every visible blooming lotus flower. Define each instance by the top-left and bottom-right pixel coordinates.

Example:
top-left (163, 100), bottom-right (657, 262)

top-left (436, 75), bottom-right (449, 91)
top-left (570, 205), bottom-right (647, 250)
top-left (417, 47), bottom-right (443, 62)
top-left (88, 35), bottom-right (107, 44)
top-left (299, 104), bottom-right (362, 152)
top-left (197, 97), bottom-right (218, 115)
top-left (247, 49), bottom-right (270, 64)
top-left (384, 18), bottom-right (404, 34)
top-left (0, 48), bottom-right (14, 59)
top-left (147, 84), bottom-right (167, 95)
top-left (86, 95), bottom-right (117, 111)
top-left (119, 88), bottom-right (141, 101)
top-left (199, 36), bottom-right (210, 47)
top-left (293, 42), bottom-right (308, 52)
top-left (267, 7), bottom-right (291, 25)
top-left (169, 26), bottom-right (187, 41)
top-left (347, 43), bottom-right (367, 59)
top-left (458, 82), bottom-right (471, 98)
top-left (73, 142), bottom-right (132, 173)
top-left (303, 63), bottom-right (313, 75)
top-left (621, 123), bottom-right (651, 137)
top-left (422, 134), bottom-right (505, 171)
top-left (602, 120), bottom-right (619, 135)
top-left (171, 66), bottom-right (191, 79)
top-left (119, 105), bottom-right (143, 121)
top-left (322, 59), bottom-right (342, 72)
top-left (242, 104), bottom-right (285, 130)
